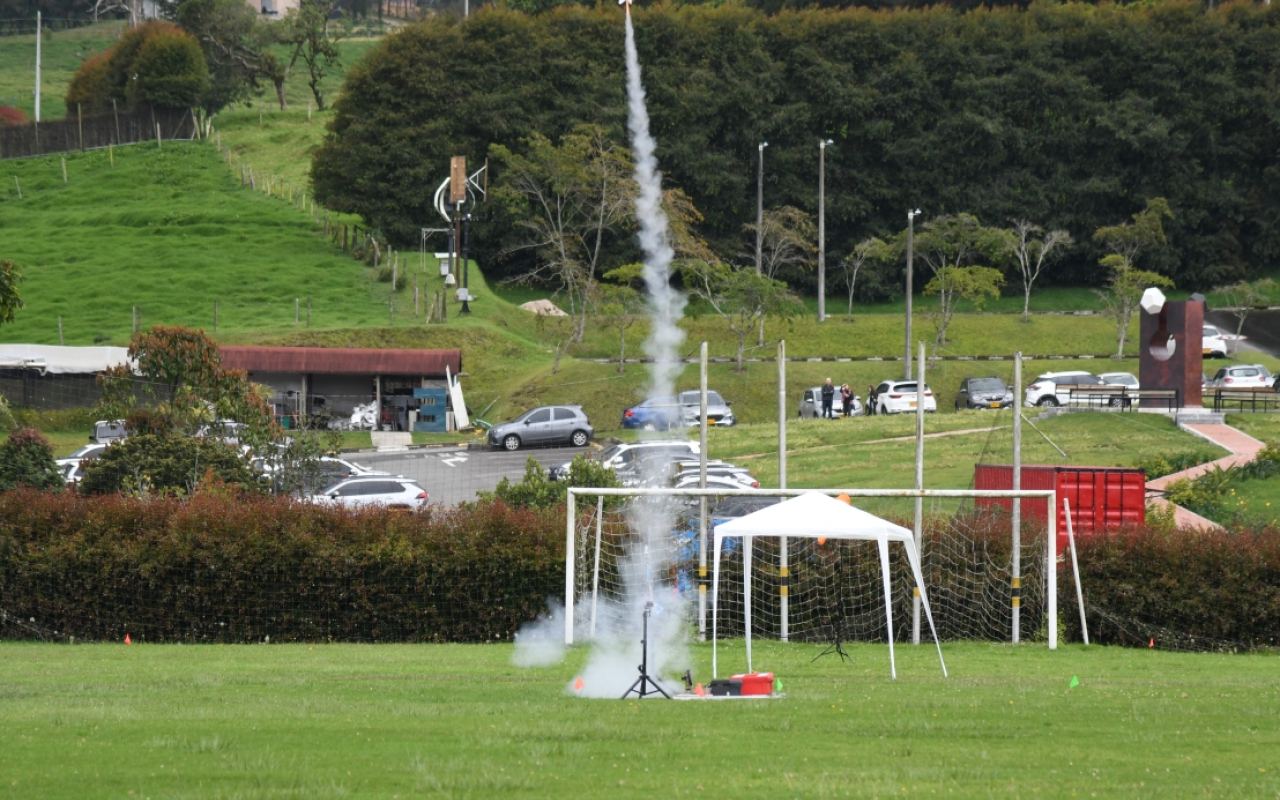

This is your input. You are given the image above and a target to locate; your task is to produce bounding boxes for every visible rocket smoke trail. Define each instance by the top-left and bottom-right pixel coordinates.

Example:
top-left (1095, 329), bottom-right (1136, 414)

top-left (511, 7), bottom-right (692, 697)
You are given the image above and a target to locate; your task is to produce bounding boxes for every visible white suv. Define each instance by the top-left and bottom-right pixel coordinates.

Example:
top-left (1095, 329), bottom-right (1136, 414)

top-left (1202, 325), bottom-right (1229, 358)
top-left (873, 380), bottom-right (937, 415)
top-left (1207, 364), bottom-right (1273, 389)
top-left (310, 476), bottom-right (428, 510)
top-left (1025, 371), bottom-right (1104, 407)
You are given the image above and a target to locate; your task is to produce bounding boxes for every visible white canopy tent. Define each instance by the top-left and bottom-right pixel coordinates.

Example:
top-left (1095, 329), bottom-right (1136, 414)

top-left (712, 491), bottom-right (947, 680)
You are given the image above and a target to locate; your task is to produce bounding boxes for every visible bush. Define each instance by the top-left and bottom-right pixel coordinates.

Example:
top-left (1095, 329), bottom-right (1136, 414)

top-left (1132, 450), bottom-right (1219, 480)
top-left (64, 51), bottom-right (112, 111)
top-left (0, 492), bottom-right (565, 643)
top-left (1068, 523), bottom-right (1280, 649)
top-left (77, 432), bottom-right (264, 497)
top-left (0, 105), bottom-right (30, 126)
top-left (0, 428), bottom-right (62, 492)
top-left (127, 29), bottom-right (210, 110)
top-left (483, 454), bottom-right (621, 510)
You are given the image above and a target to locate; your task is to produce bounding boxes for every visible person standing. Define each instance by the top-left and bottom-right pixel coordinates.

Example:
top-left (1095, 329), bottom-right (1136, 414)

top-left (821, 378), bottom-right (835, 419)
top-left (841, 384), bottom-right (853, 417)
top-left (866, 384), bottom-right (878, 416)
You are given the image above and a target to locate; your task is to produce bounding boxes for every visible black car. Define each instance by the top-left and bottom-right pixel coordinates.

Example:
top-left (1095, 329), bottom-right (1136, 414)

top-left (955, 377), bottom-right (1014, 411)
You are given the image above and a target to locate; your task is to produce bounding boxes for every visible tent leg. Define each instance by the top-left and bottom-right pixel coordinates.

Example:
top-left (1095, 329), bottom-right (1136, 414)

top-left (712, 535), bottom-right (722, 679)
top-left (906, 539), bottom-right (948, 677)
top-left (879, 538), bottom-right (896, 680)
top-left (744, 537), bottom-right (753, 674)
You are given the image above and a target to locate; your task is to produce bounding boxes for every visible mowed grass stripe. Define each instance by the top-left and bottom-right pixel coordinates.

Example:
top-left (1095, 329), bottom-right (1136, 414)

top-left (0, 641), bottom-right (1276, 797)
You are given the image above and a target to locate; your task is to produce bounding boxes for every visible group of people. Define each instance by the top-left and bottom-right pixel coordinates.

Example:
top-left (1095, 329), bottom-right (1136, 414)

top-left (819, 378), bottom-right (885, 418)
top-left (820, 378), bottom-right (866, 418)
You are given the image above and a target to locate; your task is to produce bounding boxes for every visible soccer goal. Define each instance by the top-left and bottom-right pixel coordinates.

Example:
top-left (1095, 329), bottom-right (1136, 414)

top-left (564, 487), bottom-right (1061, 651)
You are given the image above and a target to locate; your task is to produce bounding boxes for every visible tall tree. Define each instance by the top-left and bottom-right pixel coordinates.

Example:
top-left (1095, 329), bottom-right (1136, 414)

top-left (278, 0), bottom-right (344, 111)
top-left (682, 261), bottom-right (803, 371)
top-left (1007, 221), bottom-right (1072, 323)
top-left (490, 126), bottom-right (636, 345)
top-left (1092, 198), bottom-right (1176, 358)
top-left (598, 264), bottom-right (646, 374)
top-left (177, 0), bottom-right (299, 111)
top-left (837, 238), bottom-right (889, 321)
top-left (910, 214), bottom-right (1007, 347)
top-left (923, 266), bottom-right (1005, 354)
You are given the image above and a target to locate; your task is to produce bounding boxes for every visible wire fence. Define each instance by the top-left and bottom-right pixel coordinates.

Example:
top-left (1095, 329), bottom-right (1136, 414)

top-left (0, 104), bottom-right (198, 161)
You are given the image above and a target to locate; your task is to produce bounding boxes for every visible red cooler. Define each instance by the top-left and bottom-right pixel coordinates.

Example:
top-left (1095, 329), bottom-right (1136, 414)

top-left (731, 672), bottom-right (775, 696)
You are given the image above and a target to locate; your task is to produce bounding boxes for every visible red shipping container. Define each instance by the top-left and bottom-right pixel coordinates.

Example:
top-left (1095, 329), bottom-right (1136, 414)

top-left (973, 465), bottom-right (1146, 551)
top-left (731, 672), bottom-right (775, 696)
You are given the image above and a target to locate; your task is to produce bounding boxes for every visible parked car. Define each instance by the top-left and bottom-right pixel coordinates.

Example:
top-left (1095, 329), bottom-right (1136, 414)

top-left (56, 442), bottom-right (109, 485)
top-left (195, 419), bottom-right (249, 445)
top-left (547, 439), bottom-right (699, 481)
top-left (90, 419), bottom-right (127, 444)
top-left (309, 475), bottom-right (428, 510)
top-left (621, 397), bottom-right (682, 430)
top-left (798, 386), bottom-right (863, 418)
top-left (1207, 364), bottom-right (1273, 389)
top-left (1098, 371), bottom-right (1141, 408)
top-left (872, 380), bottom-right (937, 415)
top-left (488, 405), bottom-right (594, 451)
top-left (1024, 371), bottom-right (1104, 407)
top-left (1202, 325), bottom-right (1229, 358)
top-left (673, 472), bottom-right (760, 490)
top-left (954, 377), bottom-right (1013, 411)
top-left (255, 454), bottom-right (390, 495)
top-left (676, 390), bottom-right (736, 427)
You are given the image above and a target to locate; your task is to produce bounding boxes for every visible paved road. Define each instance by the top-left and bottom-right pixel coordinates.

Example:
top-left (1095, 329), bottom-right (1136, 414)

top-left (349, 444), bottom-right (591, 506)
top-left (1205, 310), bottom-right (1280, 359)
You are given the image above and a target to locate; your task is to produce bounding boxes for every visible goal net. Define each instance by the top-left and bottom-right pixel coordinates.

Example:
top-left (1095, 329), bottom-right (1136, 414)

top-left (565, 487), bottom-right (1059, 649)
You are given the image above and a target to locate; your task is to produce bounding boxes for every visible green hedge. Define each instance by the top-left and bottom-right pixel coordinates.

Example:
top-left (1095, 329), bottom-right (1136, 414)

top-left (0, 491), bottom-right (565, 643)
top-left (1068, 524), bottom-right (1280, 650)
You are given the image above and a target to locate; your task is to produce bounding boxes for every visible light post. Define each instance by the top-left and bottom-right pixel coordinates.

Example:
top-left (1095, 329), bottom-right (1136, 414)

top-left (904, 208), bottom-right (921, 380)
top-left (818, 138), bottom-right (833, 323)
top-left (756, 141), bottom-right (768, 274)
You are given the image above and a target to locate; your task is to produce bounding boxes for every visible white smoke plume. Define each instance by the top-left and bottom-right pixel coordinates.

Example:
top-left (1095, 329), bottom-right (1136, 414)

top-left (513, 8), bottom-right (693, 699)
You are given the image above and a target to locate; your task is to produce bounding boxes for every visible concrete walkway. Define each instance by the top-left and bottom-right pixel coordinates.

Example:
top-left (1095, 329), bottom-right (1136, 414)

top-left (1145, 423), bottom-right (1267, 530)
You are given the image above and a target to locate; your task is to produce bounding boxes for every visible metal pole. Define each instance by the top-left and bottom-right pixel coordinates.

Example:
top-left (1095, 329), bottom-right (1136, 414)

top-left (698, 342), bottom-right (709, 640)
top-left (1048, 490), bottom-right (1058, 651)
top-left (1064, 497), bottom-right (1089, 645)
top-left (460, 211), bottom-right (471, 314)
top-left (912, 340), bottom-right (924, 644)
top-left (34, 12), bottom-right (41, 123)
top-left (756, 142), bottom-right (767, 274)
top-left (904, 211), bottom-right (917, 380)
top-left (565, 490), bottom-right (576, 645)
top-left (590, 495), bottom-right (603, 640)
top-left (778, 339), bottom-right (788, 642)
top-left (818, 140), bottom-right (831, 322)
top-left (1012, 351), bottom-right (1022, 644)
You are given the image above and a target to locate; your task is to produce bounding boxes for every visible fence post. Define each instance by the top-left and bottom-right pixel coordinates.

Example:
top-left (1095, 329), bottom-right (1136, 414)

top-left (13, 176), bottom-right (20, 199)
top-left (77, 103), bottom-right (83, 151)
top-left (112, 99), bottom-right (120, 143)
top-left (132, 306), bottom-right (137, 334)
top-left (306, 296), bottom-right (311, 328)
top-left (61, 157), bottom-right (67, 184)
top-left (109, 143), bottom-right (113, 167)
top-left (295, 298), bottom-right (299, 326)
top-left (58, 316), bottom-right (63, 345)
top-left (155, 122), bottom-right (161, 150)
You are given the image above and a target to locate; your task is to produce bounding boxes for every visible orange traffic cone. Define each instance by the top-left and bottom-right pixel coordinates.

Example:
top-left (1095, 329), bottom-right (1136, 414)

top-left (573, 676), bottom-right (585, 692)
top-left (694, 683), bottom-right (705, 697)
top-left (1149, 638), bottom-right (1155, 649)
top-left (124, 633), bottom-right (132, 645)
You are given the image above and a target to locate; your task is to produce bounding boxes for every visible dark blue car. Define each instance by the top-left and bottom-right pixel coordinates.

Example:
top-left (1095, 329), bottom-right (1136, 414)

top-left (621, 397), bottom-right (682, 430)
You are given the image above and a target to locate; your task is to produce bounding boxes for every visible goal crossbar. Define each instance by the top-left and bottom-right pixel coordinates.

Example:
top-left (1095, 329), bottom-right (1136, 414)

top-left (565, 487), bottom-right (1058, 650)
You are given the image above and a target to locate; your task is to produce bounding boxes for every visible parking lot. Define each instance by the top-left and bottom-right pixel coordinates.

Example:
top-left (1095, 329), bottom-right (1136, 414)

top-left (349, 444), bottom-right (592, 506)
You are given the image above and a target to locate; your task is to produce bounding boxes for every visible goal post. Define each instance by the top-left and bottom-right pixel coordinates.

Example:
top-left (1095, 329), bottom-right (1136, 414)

top-left (565, 487), bottom-right (1058, 651)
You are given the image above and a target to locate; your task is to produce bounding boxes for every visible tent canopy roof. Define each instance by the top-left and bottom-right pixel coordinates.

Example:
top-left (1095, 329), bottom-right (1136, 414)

top-left (713, 491), bottom-right (913, 542)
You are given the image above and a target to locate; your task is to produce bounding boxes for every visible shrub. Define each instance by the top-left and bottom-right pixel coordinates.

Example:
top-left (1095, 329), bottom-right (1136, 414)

top-left (0, 428), bottom-right (62, 492)
top-left (0, 492), bottom-right (565, 643)
top-left (64, 51), bottom-right (112, 111)
top-left (1068, 523), bottom-right (1280, 649)
top-left (1132, 450), bottom-right (1219, 480)
top-left (482, 454), bottom-right (621, 510)
top-left (77, 432), bottom-right (264, 497)
top-left (0, 105), bottom-right (30, 126)
top-left (127, 29), bottom-right (210, 110)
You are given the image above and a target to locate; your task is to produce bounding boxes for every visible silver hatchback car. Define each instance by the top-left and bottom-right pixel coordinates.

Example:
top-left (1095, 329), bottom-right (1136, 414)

top-left (488, 405), bottom-right (594, 451)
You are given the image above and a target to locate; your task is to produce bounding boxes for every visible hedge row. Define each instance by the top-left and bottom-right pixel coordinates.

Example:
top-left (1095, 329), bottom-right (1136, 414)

top-left (1068, 524), bottom-right (1280, 650)
top-left (0, 491), bottom-right (565, 643)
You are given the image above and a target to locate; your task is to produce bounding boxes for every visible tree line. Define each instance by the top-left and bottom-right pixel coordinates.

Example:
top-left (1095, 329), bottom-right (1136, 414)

top-left (312, 1), bottom-right (1280, 297)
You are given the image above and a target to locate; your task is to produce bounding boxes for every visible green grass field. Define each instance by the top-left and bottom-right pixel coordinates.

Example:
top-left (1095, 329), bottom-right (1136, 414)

top-left (0, 641), bottom-right (1276, 798)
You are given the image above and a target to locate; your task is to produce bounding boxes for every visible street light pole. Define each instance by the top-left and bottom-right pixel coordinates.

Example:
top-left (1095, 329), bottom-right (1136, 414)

top-left (756, 141), bottom-right (768, 275)
top-left (904, 208), bottom-right (920, 380)
top-left (818, 139), bottom-right (833, 323)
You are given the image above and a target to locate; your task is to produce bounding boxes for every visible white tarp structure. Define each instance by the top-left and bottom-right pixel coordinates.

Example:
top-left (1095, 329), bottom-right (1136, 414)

top-left (0, 344), bottom-right (133, 375)
top-left (712, 491), bottom-right (947, 680)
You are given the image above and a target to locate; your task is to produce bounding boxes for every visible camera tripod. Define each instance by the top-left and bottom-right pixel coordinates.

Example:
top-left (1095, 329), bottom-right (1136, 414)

top-left (622, 601), bottom-right (670, 699)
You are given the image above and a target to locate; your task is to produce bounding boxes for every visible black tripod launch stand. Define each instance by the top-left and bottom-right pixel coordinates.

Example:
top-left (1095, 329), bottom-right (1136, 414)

top-left (622, 601), bottom-right (670, 699)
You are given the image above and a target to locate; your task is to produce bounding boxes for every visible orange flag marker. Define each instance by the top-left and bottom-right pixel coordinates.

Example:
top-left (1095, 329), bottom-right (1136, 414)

top-left (573, 676), bottom-right (585, 691)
